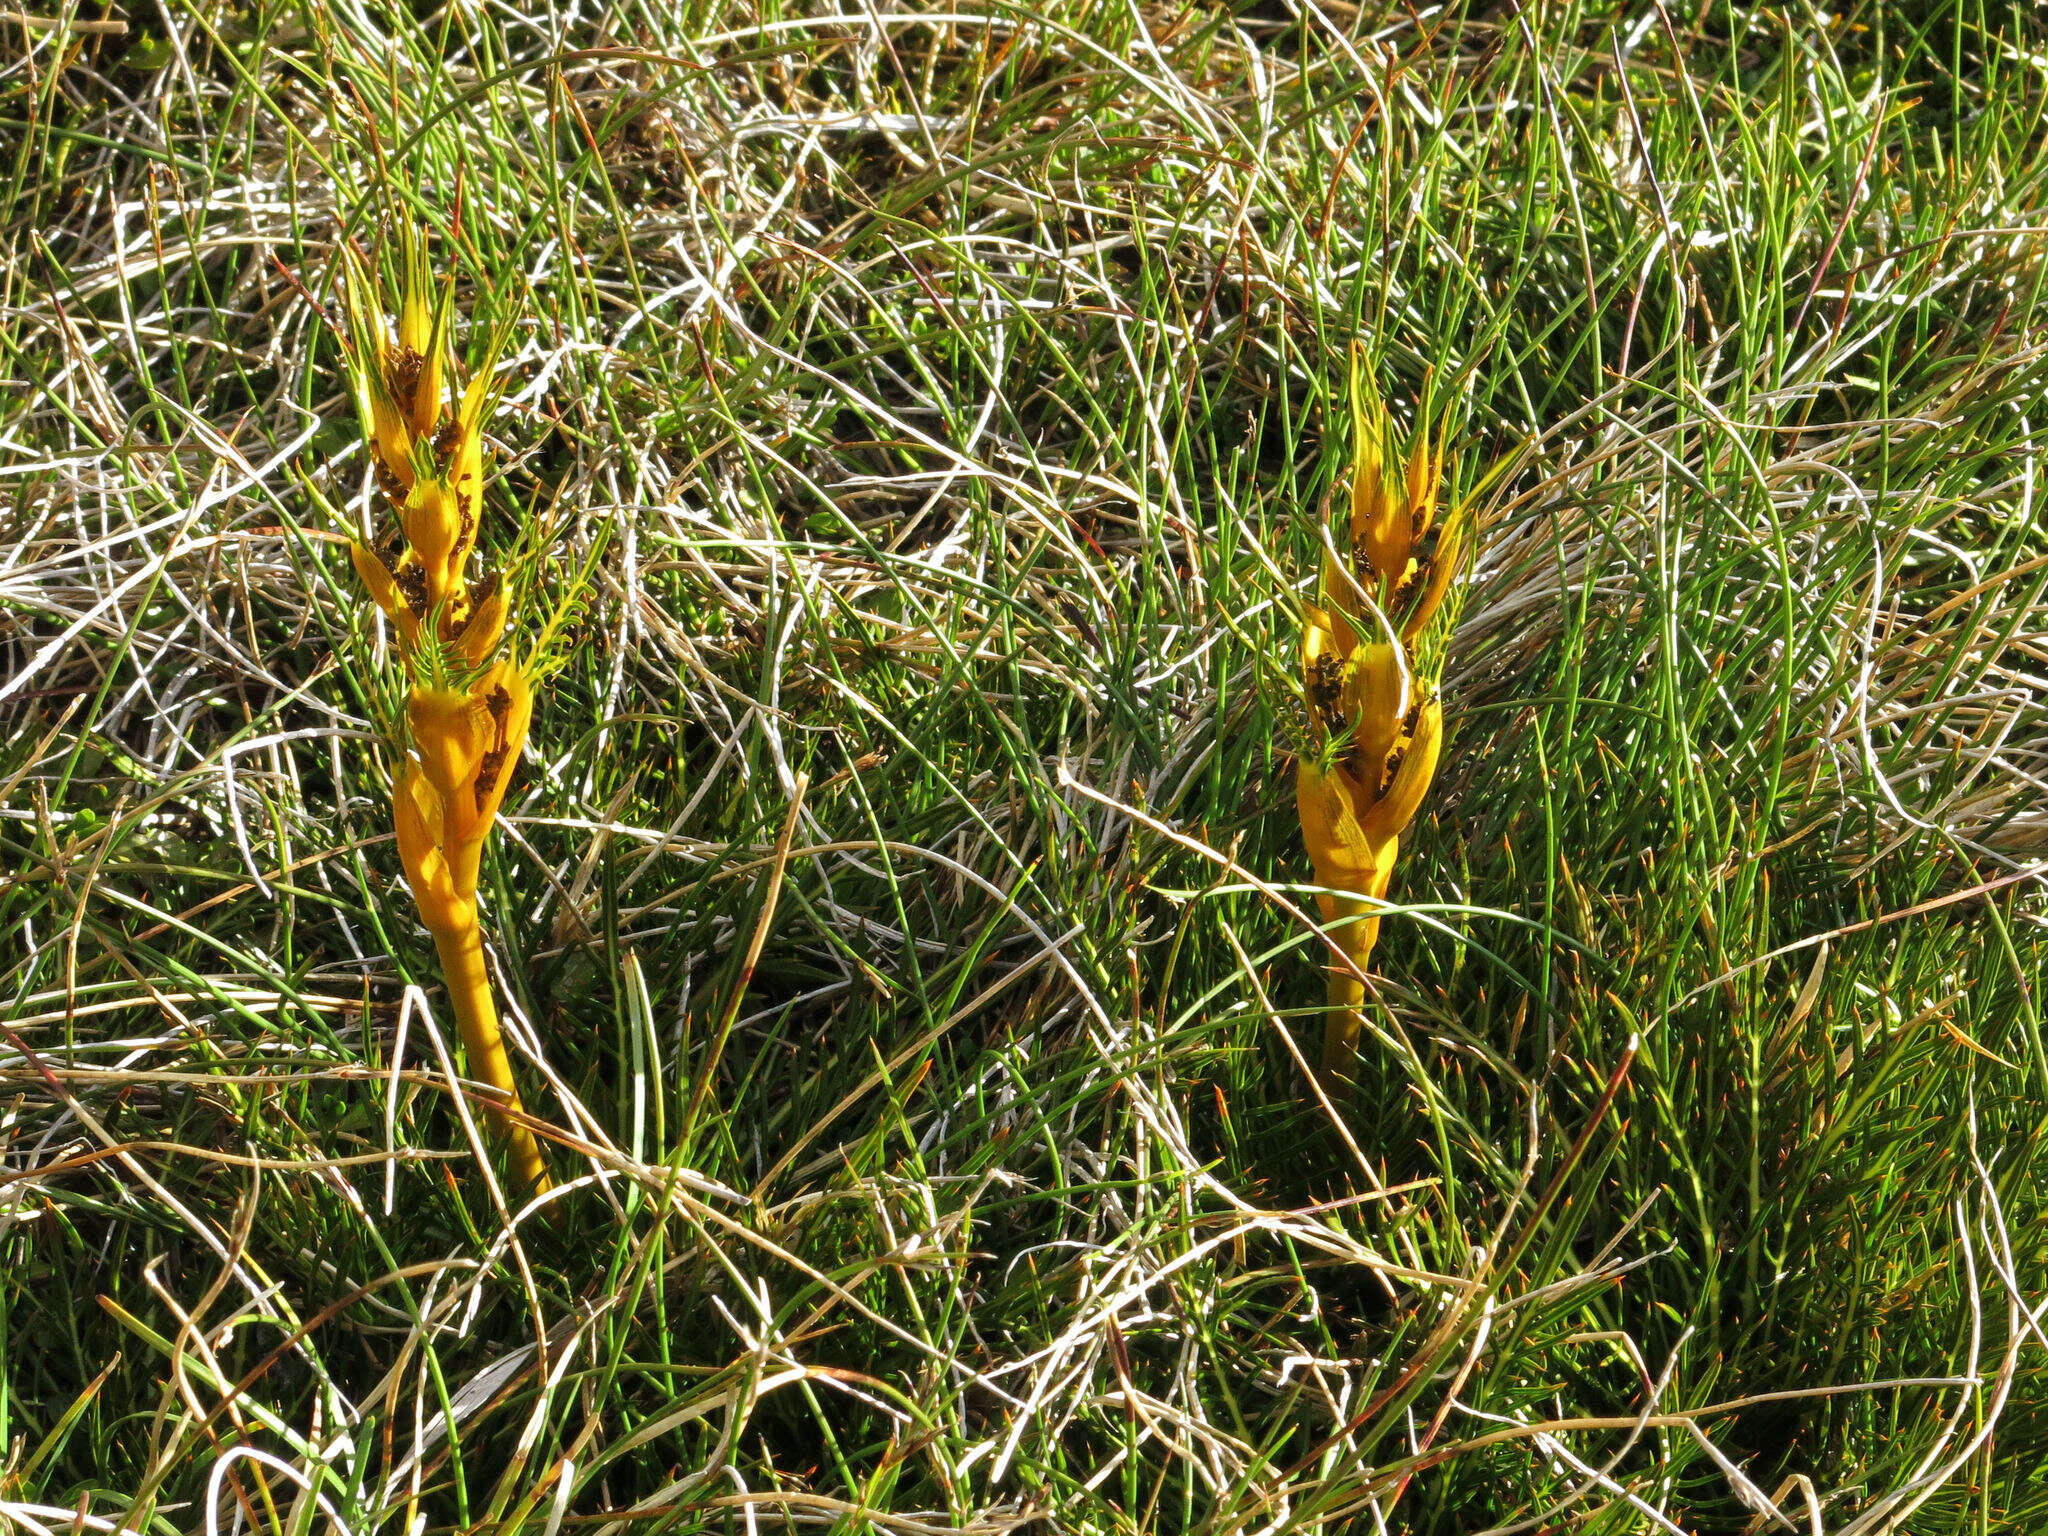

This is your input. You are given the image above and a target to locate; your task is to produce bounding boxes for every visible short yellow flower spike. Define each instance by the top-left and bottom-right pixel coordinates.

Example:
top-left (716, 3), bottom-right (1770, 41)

top-left (1349, 365), bottom-right (1420, 586)
top-left (1334, 345), bottom-right (1464, 647)
top-left (336, 235), bottom-right (498, 664)
top-left (335, 230), bottom-right (549, 1197)
top-left (1301, 351), bottom-right (1465, 1089)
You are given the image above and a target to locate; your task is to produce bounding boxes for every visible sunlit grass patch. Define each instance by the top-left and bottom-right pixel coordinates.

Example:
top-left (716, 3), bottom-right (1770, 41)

top-left (3, 1), bottom-right (2048, 1532)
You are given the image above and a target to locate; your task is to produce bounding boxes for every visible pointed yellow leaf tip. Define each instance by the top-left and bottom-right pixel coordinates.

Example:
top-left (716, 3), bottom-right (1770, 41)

top-left (1349, 364), bottom-right (1409, 585)
top-left (396, 219), bottom-right (437, 355)
top-left (1339, 351), bottom-right (1456, 616)
top-left (473, 666), bottom-right (533, 827)
top-left (350, 540), bottom-right (403, 619)
top-left (451, 582), bottom-right (507, 669)
top-left (1358, 696), bottom-right (1442, 842)
top-left (1348, 348), bottom-right (1387, 562)
top-left (1400, 503), bottom-right (1467, 645)
top-left (1405, 418), bottom-right (1437, 543)
top-left (448, 371), bottom-right (490, 546)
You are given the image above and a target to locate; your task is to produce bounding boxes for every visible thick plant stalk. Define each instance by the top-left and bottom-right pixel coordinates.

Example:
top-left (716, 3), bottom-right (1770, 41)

top-left (1320, 892), bottom-right (1373, 1074)
top-left (329, 226), bottom-right (554, 1195)
top-left (433, 919), bottom-right (549, 1197)
top-left (1298, 350), bottom-right (1463, 1089)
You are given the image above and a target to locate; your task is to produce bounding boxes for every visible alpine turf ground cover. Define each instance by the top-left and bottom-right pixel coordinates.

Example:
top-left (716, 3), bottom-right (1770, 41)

top-left (6, 0), bottom-right (2048, 1528)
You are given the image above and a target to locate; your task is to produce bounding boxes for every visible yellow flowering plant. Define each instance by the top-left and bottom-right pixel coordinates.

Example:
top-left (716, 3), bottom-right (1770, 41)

top-left (1299, 351), bottom-right (1469, 1086)
top-left (325, 223), bottom-right (560, 1197)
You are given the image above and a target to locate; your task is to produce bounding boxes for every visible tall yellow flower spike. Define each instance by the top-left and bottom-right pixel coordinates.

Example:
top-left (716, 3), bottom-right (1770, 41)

top-left (1300, 349), bottom-right (1465, 1087)
top-left (336, 231), bottom-right (551, 1198)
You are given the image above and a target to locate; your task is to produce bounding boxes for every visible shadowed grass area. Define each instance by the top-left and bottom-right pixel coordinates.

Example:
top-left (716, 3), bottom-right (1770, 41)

top-left (5, 0), bottom-right (2048, 1529)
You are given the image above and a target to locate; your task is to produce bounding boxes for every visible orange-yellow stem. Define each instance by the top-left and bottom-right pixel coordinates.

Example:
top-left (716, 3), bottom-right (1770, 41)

top-left (1318, 893), bottom-right (1379, 1087)
top-left (431, 917), bottom-right (551, 1198)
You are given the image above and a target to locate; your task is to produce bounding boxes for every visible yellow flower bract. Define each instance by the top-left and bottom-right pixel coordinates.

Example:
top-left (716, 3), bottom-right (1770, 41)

top-left (394, 662), bottom-right (533, 933)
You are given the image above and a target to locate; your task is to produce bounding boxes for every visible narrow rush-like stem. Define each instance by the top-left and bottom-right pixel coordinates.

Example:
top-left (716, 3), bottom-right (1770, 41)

top-left (1319, 894), bottom-right (1376, 1085)
top-left (432, 917), bottom-right (551, 1198)
top-left (680, 771), bottom-right (809, 1147)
